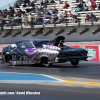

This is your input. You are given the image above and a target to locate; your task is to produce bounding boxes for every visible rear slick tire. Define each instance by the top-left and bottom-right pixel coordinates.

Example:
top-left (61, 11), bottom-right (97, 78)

top-left (71, 60), bottom-right (79, 66)
top-left (44, 63), bottom-right (53, 67)
top-left (40, 57), bottom-right (53, 67)
top-left (39, 62), bottom-right (53, 67)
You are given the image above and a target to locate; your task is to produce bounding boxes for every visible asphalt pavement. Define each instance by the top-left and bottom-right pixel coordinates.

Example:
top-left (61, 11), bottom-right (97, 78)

top-left (0, 61), bottom-right (100, 100)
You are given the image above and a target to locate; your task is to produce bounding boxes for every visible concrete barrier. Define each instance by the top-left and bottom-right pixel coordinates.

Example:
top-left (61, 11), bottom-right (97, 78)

top-left (0, 23), bottom-right (100, 44)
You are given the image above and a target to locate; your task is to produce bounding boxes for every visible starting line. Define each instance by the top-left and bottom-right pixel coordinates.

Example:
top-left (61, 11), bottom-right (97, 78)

top-left (0, 72), bottom-right (100, 87)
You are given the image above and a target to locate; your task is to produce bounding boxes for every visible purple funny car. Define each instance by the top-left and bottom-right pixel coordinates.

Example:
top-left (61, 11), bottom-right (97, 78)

top-left (1, 36), bottom-right (88, 66)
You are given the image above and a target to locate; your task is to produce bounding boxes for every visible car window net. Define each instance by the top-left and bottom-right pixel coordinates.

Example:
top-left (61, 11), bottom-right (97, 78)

top-left (33, 41), bottom-right (49, 48)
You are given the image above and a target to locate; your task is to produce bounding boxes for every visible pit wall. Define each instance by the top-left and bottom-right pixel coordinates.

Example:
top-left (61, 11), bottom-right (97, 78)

top-left (0, 46), bottom-right (100, 61)
top-left (0, 24), bottom-right (100, 44)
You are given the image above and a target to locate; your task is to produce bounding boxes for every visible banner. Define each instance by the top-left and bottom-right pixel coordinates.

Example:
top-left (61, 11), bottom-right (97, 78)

top-left (72, 46), bottom-right (100, 61)
top-left (0, 46), bottom-right (6, 53)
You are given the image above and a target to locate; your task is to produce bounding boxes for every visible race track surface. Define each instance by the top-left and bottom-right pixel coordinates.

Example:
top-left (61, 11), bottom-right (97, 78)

top-left (0, 61), bottom-right (100, 100)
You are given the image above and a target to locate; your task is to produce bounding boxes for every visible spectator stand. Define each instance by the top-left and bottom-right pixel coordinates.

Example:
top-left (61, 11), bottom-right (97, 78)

top-left (0, 0), bottom-right (100, 39)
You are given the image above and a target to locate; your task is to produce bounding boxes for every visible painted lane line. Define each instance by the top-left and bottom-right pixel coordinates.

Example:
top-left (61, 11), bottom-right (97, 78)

top-left (41, 74), bottom-right (64, 81)
top-left (0, 72), bottom-right (100, 87)
top-left (56, 80), bottom-right (100, 86)
top-left (0, 72), bottom-right (61, 81)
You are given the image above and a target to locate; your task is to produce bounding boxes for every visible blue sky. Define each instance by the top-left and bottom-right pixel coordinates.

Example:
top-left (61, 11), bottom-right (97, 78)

top-left (0, 0), bottom-right (16, 9)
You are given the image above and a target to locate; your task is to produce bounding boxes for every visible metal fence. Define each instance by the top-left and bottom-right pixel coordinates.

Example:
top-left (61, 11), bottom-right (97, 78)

top-left (0, 15), bottom-right (98, 34)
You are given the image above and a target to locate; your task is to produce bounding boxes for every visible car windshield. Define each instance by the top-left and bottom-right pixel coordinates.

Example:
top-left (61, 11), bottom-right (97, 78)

top-left (33, 41), bottom-right (50, 48)
top-left (17, 41), bottom-right (34, 48)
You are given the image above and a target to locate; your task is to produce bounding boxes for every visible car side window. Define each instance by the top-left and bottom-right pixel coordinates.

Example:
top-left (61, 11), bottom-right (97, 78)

top-left (17, 42), bottom-right (34, 48)
top-left (33, 41), bottom-right (49, 48)
top-left (25, 42), bottom-right (34, 48)
top-left (17, 42), bottom-right (22, 48)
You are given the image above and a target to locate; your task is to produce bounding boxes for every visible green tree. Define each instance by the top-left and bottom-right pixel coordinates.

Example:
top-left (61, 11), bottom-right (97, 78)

top-left (15, 0), bottom-right (23, 6)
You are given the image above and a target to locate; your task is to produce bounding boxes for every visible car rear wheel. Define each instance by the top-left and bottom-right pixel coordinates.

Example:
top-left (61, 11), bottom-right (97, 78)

top-left (40, 57), bottom-right (53, 67)
top-left (44, 63), bottom-right (53, 67)
top-left (71, 60), bottom-right (79, 66)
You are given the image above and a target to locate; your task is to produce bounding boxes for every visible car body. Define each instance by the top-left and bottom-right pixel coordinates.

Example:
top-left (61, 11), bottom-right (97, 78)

top-left (1, 36), bottom-right (88, 66)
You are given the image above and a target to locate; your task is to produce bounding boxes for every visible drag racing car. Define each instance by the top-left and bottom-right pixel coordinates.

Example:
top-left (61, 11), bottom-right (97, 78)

top-left (1, 36), bottom-right (88, 66)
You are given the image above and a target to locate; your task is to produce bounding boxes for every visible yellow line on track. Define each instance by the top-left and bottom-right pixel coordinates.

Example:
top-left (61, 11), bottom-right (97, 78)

top-left (56, 80), bottom-right (100, 86)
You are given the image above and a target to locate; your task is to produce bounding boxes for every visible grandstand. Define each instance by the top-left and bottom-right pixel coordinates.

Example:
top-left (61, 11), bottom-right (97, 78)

top-left (0, 0), bottom-right (100, 44)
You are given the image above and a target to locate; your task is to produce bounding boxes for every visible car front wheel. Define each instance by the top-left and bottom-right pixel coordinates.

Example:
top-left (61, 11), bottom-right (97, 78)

top-left (71, 60), bottom-right (79, 66)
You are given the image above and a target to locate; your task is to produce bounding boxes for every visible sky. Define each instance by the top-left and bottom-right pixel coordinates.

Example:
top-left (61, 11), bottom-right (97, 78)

top-left (0, 0), bottom-right (16, 9)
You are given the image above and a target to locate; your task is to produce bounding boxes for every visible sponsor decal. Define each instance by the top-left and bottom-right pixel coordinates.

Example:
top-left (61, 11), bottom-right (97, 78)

top-left (80, 46), bottom-right (97, 61)
top-left (72, 46), bottom-right (99, 61)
